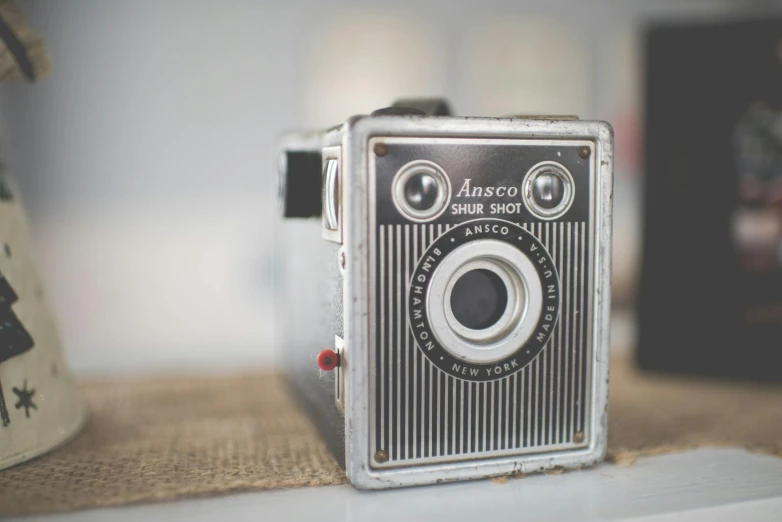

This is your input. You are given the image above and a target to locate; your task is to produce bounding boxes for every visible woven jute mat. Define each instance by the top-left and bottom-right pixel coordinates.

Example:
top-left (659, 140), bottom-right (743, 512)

top-left (1, 358), bottom-right (781, 516)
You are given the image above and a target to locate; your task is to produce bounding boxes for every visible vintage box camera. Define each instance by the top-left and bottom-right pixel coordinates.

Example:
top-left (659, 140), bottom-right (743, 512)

top-left (275, 99), bottom-right (613, 489)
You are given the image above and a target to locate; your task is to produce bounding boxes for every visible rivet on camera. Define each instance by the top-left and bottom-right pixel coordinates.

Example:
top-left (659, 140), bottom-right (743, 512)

top-left (374, 449), bottom-right (389, 464)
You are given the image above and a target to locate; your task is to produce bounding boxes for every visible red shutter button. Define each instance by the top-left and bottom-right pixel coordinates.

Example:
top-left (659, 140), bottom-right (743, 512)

top-left (317, 349), bottom-right (339, 371)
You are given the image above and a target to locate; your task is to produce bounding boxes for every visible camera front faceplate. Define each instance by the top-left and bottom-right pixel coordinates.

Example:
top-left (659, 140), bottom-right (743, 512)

top-left (365, 132), bottom-right (599, 470)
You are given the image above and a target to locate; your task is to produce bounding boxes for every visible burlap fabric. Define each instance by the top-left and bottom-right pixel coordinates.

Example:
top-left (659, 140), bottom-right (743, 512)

top-left (1, 358), bottom-right (781, 516)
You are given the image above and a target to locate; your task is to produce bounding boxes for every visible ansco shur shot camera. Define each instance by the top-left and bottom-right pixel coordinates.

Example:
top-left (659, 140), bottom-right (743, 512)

top-left (275, 99), bottom-right (613, 489)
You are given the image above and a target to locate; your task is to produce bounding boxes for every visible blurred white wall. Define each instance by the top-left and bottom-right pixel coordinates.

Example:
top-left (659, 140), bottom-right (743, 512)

top-left (0, 0), bottom-right (769, 375)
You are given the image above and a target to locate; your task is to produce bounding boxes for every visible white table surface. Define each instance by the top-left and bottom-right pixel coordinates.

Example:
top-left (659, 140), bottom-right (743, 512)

top-left (9, 448), bottom-right (782, 522)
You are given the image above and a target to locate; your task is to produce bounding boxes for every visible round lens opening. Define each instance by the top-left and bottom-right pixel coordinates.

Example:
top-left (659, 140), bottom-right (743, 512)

top-left (532, 170), bottom-right (565, 210)
top-left (404, 171), bottom-right (439, 211)
top-left (391, 160), bottom-right (451, 222)
top-left (449, 269), bottom-right (509, 330)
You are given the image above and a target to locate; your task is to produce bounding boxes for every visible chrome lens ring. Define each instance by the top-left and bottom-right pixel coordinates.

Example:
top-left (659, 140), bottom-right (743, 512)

top-left (392, 160), bottom-right (451, 222)
top-left (522, 161), bottom-right (575, 220)
top-left (426, 239), bottom-right (543, 364)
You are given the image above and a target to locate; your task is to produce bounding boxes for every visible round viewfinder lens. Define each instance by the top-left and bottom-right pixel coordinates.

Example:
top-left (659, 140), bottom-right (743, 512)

top-left (404, 171), bottom-right (439, 211)
top-left (532, 171), bottom-right (565, 210)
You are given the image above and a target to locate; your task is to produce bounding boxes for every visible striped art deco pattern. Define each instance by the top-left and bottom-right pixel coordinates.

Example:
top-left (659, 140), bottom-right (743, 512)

top-left (372, 221), bottom-right (592, 465)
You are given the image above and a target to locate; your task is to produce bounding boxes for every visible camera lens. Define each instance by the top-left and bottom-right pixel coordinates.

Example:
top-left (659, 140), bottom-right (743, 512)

top-left (426, 239), bottom-right (545, 364)
top-left (532, 171), bottom-right (565, 210)
top-left (404, 172), bottom-right (439, 211)
top-left (391, 160), bottom-right (451, 222)
top-left (522, 162), bottom-right (575, 219)
top-left (449, 269), bottom-right (508, 330)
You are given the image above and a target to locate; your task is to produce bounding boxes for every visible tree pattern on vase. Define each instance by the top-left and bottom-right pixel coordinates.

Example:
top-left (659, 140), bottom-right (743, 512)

top-left (0, 271), bottom-right (34, 426)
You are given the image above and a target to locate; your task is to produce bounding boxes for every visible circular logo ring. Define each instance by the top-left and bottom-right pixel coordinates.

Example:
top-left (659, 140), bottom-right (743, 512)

top-left (408, 219), bottom-right (560, 381)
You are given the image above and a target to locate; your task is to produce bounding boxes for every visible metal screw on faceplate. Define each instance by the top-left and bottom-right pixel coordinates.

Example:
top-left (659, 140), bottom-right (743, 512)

top-left (573, 431), bottom-right (585, 443)
top-left (373, 143), bottom-right (387, 157)
top-left (578, 146), bottom-right (591, 159)
top-left (374, 449), bottom-right (389, 463)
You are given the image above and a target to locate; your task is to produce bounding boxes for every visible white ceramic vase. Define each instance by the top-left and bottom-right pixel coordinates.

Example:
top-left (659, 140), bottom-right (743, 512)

top-left (0, 176), bottom-right (85, 470)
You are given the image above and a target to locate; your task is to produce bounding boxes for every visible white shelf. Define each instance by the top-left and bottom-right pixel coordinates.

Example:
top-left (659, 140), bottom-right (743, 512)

top-left (15, 448), bottom-right (782, 522)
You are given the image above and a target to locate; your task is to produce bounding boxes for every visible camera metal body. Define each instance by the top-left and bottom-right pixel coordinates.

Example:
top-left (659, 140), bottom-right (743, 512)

top-left (275, 100), bottom-right (613, 489)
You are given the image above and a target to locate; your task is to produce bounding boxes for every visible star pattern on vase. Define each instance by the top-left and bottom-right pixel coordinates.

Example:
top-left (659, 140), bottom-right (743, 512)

top-left (12, 380), bottom-right (36, 418)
